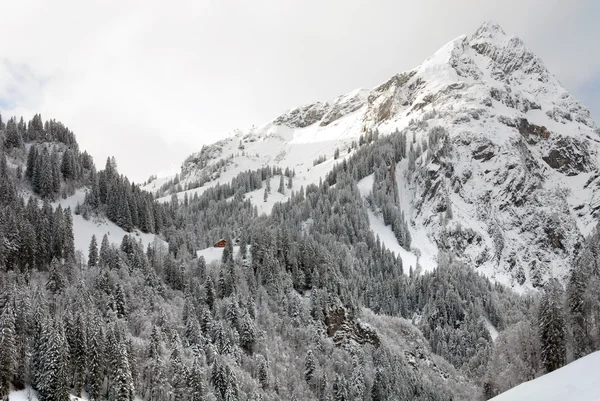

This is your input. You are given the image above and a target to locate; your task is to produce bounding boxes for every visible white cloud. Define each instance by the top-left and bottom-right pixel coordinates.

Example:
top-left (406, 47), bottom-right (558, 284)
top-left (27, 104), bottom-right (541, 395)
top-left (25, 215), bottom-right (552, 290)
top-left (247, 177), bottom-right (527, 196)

top-left (0, 0), bottom-right (598, 181)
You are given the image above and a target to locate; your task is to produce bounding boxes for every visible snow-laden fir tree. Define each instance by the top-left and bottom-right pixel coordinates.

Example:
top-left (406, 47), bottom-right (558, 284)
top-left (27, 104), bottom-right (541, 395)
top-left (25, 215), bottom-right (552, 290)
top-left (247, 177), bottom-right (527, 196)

top-left (539, 279), bottom-right (566, 373)
top-left (0, 299), bottom-right (16, 400)
top-left (278, 175), bottom-right (285, 195)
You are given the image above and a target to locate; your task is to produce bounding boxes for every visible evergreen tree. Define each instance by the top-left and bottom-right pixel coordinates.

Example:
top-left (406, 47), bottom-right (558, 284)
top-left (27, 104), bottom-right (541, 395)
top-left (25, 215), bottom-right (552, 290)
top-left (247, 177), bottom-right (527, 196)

top-left (72, 313), bottom-right (87, 397)
top-left (258, 357), bottom-right (269, 390)
top-left (332, 374), bottom-right (348, 401)
top-left (46, 258), bottom-right (66, 295)
top-left (304, 350), bottom-right (315, 384)
top-left (0, 300), bottom-right (16, 400)
top-left (188, 359), bottom-right (205, 401)
top-left (567, 264), bottom-right (591, 359)
top-left (278, 175), bottom-right (285, 195)
top-left (88, 235), bottom-right (99, 267)
top-left (4, 118), bottom-right (23, 150)
top-left (539, 279), bottom-right (566, 373)
top-left (239, 315), bottom-right (256, 354)
top-left (99, 234), bottom-right (111, 266)
top-left (87, 324), bottom-right (104, 401)
top-left (371, 368), bottom-right (387, 401)
top-left (113, 340), bottom-right (135, 401)
top-left (37, 321), bottom-right (69, 401)
top-left (62, 208), bottom-right (75, 262)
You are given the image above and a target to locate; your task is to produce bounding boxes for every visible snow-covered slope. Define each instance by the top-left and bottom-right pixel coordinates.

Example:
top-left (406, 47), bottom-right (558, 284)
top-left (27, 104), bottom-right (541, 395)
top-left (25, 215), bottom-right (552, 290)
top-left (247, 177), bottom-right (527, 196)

top-left (54, 189), bottom-right (162, 256)
top-left (490, 351), bottom-right (600, 401)
top-left (147, 21), bottom-right (600, 288)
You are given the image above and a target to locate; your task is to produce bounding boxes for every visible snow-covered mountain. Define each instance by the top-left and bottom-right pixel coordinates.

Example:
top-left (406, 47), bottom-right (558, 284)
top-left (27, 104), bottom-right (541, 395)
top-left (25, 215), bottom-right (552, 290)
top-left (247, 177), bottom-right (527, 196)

top-left (145, 21), bottom-right (600, 289)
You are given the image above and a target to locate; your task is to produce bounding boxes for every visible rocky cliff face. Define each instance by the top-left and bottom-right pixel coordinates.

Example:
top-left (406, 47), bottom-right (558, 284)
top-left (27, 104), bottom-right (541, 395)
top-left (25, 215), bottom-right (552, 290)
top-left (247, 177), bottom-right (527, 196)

top-left (149, 21), bottom-right (600, 289)
top-left (376, 21), bottom-right (600, 287)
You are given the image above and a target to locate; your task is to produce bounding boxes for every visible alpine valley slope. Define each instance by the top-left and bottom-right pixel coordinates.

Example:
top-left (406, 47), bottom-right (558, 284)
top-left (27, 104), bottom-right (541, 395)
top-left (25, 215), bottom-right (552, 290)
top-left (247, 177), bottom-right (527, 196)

top-left (146, 21), bottom-right (600, 289)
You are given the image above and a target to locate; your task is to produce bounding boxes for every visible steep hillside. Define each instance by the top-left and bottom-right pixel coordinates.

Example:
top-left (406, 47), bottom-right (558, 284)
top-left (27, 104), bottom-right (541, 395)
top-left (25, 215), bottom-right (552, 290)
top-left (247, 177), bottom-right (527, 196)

top-left (150, 21), bottom-right (600, 288)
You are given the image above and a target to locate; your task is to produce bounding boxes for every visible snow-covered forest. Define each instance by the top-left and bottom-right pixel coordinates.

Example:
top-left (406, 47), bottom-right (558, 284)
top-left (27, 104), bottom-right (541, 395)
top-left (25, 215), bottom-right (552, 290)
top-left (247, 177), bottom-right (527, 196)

top-left (1, 110), bottom-right (600, 401)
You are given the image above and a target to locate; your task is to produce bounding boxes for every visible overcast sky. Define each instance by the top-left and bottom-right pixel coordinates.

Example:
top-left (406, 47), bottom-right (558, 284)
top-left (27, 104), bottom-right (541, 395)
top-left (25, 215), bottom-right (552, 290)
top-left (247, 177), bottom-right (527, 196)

top-left (0, 0), bottom-right (598, 182)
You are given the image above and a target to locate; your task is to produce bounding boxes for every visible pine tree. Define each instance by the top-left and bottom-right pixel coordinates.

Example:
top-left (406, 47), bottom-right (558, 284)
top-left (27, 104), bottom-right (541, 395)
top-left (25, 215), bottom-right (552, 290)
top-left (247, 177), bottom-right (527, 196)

top-left (114, 284), bottom-right (127, 319)
top-left (46, 258), bottom-right (66, 295)
top-left (221, 237), bottom-right (234, 266)
top-left (188, 359), bottom-right (205, 401)
top-left (5, 118), bottom-right (23, 149)
top-left (332, 374), bottom-right (348, 401)
top-left (304, 350), bottom-right (315, 383)
top-left (62, 208), bottom-right (75, 262)
top-left (0, 300), bottom-right (16, 400)
top-left (87, 324), bottom-right (104, 401)
top-left (72, 313), bottom-right (87, 397)
top-left (113, 340), bottom-right (135, 401)
top-left (26, 145), bottom-right (38, 181)
top-left (567, 264), bottom-right (591, 359)
top-left (99, 234), bottom-right (111, 266)
top-left (211, 358), bottom-right (227, 401)
top-left (205, 277), bottom-right (215, 311)
top-left (371, 368), bottom-right (387, 401)
top-left (88, 235), bottom-right (99, 267)
top-left (278, 175), bottom-right (285, 195)
top-left (239, 315), bottom-right (255, 354)
top-left (539, 279), bottom-right (566, 373)
top-left (37, 321), bottom-right (69, 401)
top-left (258, 357), bottom-right (269, 390)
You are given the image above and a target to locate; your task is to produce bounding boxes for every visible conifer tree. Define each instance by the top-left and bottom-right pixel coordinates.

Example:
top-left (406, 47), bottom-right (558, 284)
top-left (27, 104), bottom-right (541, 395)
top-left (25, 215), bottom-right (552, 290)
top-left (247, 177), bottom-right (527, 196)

top-left (99, 234), bottom-right (111, 266)
top-left (0, 300), bottom-right (16, 400)
top-left (371, 368), bottom-right (387, 401)
top-left (113, 340), bottom-right (135, 401)
top-left (46, 258), bottom-right (66, 295)
top-left (304, 350), bottom-right (315, 383)
top-left (72, 313), bottom-right (87, 397)
top-left (333, 374), bottom-right (348, 401)
top-left (258, 357), bottom-right (269, 390)
top-left (4, 117), bottom-right (23, 149)
top-left (88, 235), bottom-right (98, 267)
top-left (188, 359), bottom-right (205, 401)
top-left (539, 279), bottom-right (566, 373)
top-left (87, 324), bottom-right (104, 401)
top-left (37, 321), bottom-right (69, 401)
top-left (278, 175), bottom-right (285, 195)
top-left (62, 208), bottom-right (75, 262)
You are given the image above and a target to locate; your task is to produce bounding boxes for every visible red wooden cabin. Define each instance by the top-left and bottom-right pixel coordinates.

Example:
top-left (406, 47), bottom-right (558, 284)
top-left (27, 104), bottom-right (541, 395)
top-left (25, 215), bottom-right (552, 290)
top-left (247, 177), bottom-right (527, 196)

top-left (214, 239), bottom-right (227, 248)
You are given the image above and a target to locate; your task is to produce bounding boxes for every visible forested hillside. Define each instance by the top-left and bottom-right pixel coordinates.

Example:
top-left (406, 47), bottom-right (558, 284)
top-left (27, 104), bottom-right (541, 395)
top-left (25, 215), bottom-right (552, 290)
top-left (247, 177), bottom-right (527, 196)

top-left (2, 110), bottom-right (600, 401)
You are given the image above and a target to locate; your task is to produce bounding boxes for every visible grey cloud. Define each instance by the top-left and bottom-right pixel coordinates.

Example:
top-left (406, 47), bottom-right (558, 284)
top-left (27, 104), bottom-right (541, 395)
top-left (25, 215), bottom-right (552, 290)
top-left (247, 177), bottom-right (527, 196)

top-left (0, 0), bottom-right (597, 181)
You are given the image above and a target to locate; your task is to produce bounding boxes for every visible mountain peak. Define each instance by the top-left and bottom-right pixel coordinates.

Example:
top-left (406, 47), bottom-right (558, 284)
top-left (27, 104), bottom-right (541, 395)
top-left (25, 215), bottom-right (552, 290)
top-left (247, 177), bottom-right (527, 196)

top-left (472, 20), bottom-right (507, 39)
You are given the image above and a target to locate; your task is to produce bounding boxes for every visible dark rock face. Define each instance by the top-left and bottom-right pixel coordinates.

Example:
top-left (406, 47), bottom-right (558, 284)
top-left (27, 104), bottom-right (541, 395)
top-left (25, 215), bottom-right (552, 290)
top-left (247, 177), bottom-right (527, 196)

top-left (274, 102), bottom-right (328, 128)
top-left (363, 71), bottom-right (421, 127)
top-left (541, 138), bottom-right (593, 176)
top-left (517, 118), bottom-right (551, 144)
top-left (472, 144), bottom-right (495, 161)
top-left (274, 90), bottom-right (368, 128)
top-left (325, 306), bottom-right (380, 348)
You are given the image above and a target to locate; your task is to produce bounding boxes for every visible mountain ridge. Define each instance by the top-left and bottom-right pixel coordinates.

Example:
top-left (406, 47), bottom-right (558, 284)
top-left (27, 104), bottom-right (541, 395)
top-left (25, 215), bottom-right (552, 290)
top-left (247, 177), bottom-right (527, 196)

top-left (144, 20), bottom-right (600, 289)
